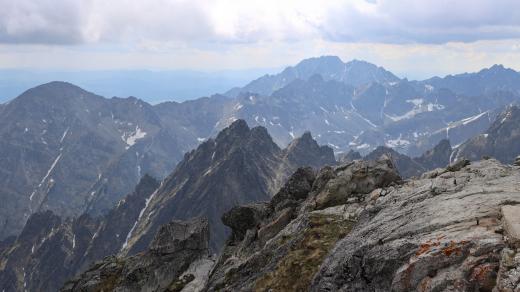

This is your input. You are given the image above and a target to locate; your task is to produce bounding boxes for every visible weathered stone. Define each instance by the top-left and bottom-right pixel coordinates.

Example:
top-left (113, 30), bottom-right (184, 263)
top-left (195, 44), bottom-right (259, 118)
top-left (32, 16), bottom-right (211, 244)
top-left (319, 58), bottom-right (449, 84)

top-left (312, 159), bottom-right (520, 291)
top-left (149, 217), bottom-right (209, 255)
top-left (502, 205), bottom-right (520, 248)
top-left (446, 158), bottom-right (470, 172)
top-left (269, 167), bottom-right (315, 212)
top-left (258, 208), bottom-right (295, 246)
top-left (313, 158), bottom-right (401, 210)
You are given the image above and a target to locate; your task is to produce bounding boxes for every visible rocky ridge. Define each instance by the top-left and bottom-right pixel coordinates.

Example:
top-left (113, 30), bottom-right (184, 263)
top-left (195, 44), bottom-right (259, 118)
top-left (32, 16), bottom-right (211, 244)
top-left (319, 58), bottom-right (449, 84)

top-left (203, 158), bottom-right (520, 291)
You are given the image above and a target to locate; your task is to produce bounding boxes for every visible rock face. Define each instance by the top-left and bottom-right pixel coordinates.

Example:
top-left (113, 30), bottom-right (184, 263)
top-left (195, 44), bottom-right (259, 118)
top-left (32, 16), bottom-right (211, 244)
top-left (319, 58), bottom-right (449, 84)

top-left (119, 120), bottom-right (335, 253)
top-left (312, 159), bottom-right (520, 291)
top-left (205, 157), bottom-right (401, 291)
top-left (0, 175), bottom-right (160, 292)
top-left (453, 105), bottom-right (520, 164)
top-left (61, 217), bottom-right (210, 292)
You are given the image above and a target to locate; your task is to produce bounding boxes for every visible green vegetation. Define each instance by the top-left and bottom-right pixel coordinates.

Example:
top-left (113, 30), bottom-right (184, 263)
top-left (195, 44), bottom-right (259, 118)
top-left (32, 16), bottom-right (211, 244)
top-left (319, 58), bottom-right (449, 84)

top-left (254, 214), bottom-right (354, 292)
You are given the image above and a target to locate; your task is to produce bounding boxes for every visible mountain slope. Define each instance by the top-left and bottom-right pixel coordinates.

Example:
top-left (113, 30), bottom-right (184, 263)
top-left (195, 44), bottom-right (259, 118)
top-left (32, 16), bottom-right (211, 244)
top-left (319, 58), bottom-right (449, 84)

top-left (121, 120), bottom-right (335, 253)
top-left (452, 105), bottom-right (520, 163)
top-left (0, 175), bottom-right (160, 292)
top-left (0, 81), bottom-right (233, 240)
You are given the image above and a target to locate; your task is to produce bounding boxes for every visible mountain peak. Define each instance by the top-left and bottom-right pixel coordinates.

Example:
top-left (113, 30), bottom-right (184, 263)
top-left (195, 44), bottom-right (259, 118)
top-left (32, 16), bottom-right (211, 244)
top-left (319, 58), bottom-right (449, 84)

top-left (217, 119), bottom-right (250, 140)
top-left (284, 132), bottom-right (335, 169)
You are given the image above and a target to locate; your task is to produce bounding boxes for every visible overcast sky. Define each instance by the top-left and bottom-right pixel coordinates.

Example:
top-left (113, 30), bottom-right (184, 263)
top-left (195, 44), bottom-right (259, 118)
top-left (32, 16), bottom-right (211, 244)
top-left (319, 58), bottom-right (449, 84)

top-left (1, 0), bottom-right (520, 79)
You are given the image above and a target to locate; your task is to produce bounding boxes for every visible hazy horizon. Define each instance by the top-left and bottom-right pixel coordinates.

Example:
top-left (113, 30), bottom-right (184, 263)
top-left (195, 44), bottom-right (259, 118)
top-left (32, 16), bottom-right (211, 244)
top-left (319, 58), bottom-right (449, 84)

top-left (2, 0), bottom-right (520, 79)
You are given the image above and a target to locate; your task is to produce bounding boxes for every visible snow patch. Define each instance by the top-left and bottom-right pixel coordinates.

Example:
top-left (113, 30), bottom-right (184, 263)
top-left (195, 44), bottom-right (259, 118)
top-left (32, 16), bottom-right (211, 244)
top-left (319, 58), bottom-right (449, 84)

top-left (122, 125), bottom-right (147, 148)
top-left (385, 135), bottom-right (411, 148)
top-left (121, 182), bottom-right (162, 251)
top-left (60, 127), bottom-right (70, 143)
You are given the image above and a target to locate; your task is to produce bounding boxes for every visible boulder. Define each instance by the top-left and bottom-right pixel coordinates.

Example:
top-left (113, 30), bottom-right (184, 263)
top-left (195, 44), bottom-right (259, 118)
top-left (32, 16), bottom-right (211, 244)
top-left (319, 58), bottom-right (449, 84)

top-left (501, 205), bottom-right (520, 248)
top-left (221, 203), bottom-right (270, 242)
top-left (313, 158), bottom-right (401, 210)
top-left (149, 217), bottom-right (209, 255)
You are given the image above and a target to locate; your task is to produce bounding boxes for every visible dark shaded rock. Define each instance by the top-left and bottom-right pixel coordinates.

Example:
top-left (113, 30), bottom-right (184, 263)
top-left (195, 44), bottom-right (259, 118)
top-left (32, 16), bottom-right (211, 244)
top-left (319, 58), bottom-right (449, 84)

top-left (269, 167), bottom-right (316, 212)
top-left (414, 139), bottom-right (452, 170)
top-left (61, 217), bottom-right (210, 292)
top-left (339, 150), bottom-right (362, 163)
top-left (283, 132), bottom-right (336, 169)
top-left (150, 217), bottom-right (209, 255)
top-left (221, 203), bottom-right (269, 242)
top-left (365, 146), bottom-right (425, 178)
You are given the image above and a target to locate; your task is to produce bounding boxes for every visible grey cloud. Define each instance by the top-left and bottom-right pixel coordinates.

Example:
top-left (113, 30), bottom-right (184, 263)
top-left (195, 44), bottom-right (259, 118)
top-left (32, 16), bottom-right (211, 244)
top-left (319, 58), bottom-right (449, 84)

top-left (2, 0), bottom-right (520, 45)
top-left (320, 0), bottom-right (520, 44)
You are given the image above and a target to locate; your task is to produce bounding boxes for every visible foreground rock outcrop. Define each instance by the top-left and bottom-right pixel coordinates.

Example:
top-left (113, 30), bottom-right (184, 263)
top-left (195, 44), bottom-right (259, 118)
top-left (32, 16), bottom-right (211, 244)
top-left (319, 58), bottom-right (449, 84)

top-left (61, 217), bottom-right (211, 292)
top-left (206, 157), bottom-right (401, 291)
top-left (204, 157), bottom-right (520, 291)
top-left (312, 159), bottom-right (520, 291)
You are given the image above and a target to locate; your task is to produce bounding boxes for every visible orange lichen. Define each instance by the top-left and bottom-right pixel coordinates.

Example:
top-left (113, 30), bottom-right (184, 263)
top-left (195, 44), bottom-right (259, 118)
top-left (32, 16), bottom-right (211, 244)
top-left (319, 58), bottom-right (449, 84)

top-left (440, 240), bottom-right (469, 257)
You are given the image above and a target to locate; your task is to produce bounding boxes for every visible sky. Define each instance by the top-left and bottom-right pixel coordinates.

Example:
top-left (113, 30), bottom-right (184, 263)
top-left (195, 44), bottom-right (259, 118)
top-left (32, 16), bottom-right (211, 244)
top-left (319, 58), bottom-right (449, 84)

top-left (1, 0), bottom-right (520, 79)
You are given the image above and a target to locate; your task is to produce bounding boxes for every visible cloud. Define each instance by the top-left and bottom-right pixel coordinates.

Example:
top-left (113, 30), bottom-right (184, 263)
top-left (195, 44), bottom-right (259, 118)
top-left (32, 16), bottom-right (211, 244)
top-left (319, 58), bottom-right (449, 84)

top-left (1, 0), bottom-right (520, 45)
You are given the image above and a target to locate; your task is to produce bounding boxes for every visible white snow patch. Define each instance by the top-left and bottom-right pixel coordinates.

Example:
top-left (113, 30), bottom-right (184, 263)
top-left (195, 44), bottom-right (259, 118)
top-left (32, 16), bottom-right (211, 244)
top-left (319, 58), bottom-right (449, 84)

top-left (60, 127), bottom-right (70, 143)
top-left (319, 106), bottom-right (329, 114)
top-left (385, 135), bottom-right (411, 148)
top-left (122, 125), bottom-right (147, 147)
top-left (356, 143), bottom-right (370, 150)
top-left (425, 84), bottom-right (434, 92)
top-left (39, 153), bottom-right (62, 187)
top-left (385, 99), bottom-right (444, 122)
top-left (324, 119), bottom-right (330, 126)
top-left (29, 191), bottom-right (36, 201)
top-left (72, 235), bottom-right (76, 249)
top-left (121, 183), bottom-right (162, 251)
top-left (197, 137), bottom-right (206, 142)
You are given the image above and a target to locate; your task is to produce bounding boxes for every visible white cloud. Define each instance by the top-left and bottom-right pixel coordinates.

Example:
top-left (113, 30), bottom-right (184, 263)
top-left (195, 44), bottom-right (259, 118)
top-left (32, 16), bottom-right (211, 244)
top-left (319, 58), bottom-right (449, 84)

top-left (2, 0), bottom-right (520, 45)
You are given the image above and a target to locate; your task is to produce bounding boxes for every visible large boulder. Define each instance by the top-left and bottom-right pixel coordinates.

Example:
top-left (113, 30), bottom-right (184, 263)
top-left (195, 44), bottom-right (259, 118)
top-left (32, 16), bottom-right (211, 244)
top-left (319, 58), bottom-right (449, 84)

top-left (313, 158), bottom-right (401, 210)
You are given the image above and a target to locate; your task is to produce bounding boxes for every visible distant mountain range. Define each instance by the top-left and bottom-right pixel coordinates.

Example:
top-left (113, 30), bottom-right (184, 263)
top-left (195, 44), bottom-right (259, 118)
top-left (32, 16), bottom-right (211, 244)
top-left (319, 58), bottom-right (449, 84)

top-left (1, 55), bottom-right (520, 245)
